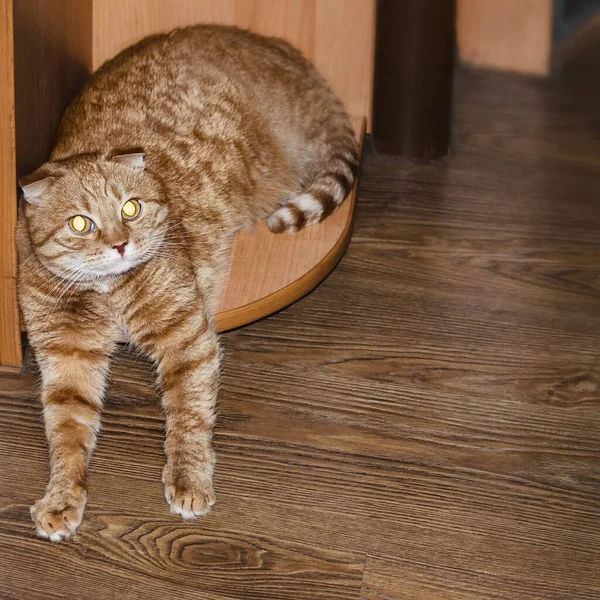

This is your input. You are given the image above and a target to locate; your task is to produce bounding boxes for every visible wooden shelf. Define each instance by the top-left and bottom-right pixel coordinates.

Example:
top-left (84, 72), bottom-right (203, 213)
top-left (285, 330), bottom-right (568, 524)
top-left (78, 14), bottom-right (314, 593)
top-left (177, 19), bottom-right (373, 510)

top-left (1, 1), bottom-right (375, 369)
top-left (215, 116), bottom-right (365, 331)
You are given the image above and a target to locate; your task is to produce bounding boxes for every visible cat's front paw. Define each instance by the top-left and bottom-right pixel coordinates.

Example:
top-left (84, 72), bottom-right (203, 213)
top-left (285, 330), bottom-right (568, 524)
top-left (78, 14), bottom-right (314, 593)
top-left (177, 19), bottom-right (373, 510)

top-left (162, 463), bottom-right (216, 520)
top-left (30, 488), bottom-right (87, 542)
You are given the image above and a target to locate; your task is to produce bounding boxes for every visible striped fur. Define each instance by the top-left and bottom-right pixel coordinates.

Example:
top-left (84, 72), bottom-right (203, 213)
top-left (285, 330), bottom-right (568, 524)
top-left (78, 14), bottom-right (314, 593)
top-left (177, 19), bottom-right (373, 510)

top-left (17, 24), bottom-right (358, 541)
top-left (267, 143), bottom-right (360, 233)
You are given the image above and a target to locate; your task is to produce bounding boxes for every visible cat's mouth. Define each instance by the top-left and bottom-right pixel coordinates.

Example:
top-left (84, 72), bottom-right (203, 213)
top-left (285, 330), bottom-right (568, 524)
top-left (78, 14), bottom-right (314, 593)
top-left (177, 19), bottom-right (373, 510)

top-left (47, 239), bottom-right (161, 282)
top-left (93, 240), bottom-right (147, 276)
top-left (83, 244), bottom-right (146, 278)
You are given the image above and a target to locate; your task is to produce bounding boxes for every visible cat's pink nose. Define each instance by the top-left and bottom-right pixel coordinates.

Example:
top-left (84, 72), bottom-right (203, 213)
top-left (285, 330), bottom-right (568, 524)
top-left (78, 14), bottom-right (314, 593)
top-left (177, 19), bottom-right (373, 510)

top-left (113, 241), bottom-right (128, 257)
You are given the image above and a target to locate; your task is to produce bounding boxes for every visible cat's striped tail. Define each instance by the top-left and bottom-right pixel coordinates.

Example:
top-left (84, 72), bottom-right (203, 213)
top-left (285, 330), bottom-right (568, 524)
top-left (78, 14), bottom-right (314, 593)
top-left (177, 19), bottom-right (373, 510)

top-left (267, 141), bottom-right (360, 234)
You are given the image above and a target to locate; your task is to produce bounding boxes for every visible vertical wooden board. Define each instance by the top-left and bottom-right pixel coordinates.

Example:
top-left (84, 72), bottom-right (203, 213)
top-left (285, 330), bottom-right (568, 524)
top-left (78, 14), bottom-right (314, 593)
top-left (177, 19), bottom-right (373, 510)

top-left (314, 0), bottom-right (375, 128)
top-left (234, 0), bottom-right (317, 62)
top-left (92, 0), bottom-right (374, 123)
top-left (14, 0), bottom-right (93, 177)
top-left (0, 278), bottom-right (21, 371)
top-left (0, 0), bottom-right (16, 280)
top-left (0, 0), bottom-right (21, 370)
top-left (457, 0), bottom-right (554, 75)
top-left (92, 0), bottom-right (238, 64)
top-left (5, 0), bottom-right (94, 369)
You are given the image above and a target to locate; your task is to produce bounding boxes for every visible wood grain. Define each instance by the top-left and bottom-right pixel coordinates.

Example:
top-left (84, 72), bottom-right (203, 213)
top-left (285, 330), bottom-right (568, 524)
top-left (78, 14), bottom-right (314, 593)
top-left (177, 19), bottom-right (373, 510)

top-left (360, 553), bottom-right (600, 600)
top-left (2, 36), bottom-right (600, 600)
top-left (457, 0), bottom-right (554, 75)
top-left (91, 0), bottom-right (375, 128)
top-left (215, 117), bottom-right (365, 331)
top-left (0, 0), bottom-right (21, 370)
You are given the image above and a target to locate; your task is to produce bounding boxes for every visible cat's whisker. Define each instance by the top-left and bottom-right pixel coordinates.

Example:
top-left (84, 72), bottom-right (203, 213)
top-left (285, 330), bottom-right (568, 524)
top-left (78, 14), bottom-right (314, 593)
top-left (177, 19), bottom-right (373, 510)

top-left (46, 262), bottom-right (91, 318)
top-left (148, 251), bottom-right (197, 268)
top-left (47, 276), bottom-right (83, 318)
top-left (18, 253), bottom-right (39, 269)
top-left (37, 261), bottom-right (89, 307)
top-left (161, 215), bottom-right (201, 233)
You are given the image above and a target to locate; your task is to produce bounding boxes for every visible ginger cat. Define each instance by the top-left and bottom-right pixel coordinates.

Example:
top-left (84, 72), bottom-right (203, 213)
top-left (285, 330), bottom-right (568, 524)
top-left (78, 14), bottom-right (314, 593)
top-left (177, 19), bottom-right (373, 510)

top-left (17, 25), bottom-right (358, 541)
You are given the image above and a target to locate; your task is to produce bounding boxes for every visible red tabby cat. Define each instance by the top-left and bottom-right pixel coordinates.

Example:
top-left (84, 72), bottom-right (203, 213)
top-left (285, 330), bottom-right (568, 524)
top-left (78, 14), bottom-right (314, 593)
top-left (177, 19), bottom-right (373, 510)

top-left (17, 25), bottom-right (358, 541)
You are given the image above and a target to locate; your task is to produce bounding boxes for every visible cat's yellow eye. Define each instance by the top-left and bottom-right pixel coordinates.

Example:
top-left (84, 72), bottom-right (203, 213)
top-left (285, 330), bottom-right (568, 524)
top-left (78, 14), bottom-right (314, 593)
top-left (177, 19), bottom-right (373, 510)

top-left (122, 199), bottom-right (141, 220)
top-left (68, 215), bottom-right (95, 234)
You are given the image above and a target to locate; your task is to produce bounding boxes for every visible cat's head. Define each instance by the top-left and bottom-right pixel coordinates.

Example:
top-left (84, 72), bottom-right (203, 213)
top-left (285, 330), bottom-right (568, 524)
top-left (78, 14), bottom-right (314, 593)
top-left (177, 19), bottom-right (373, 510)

top-left (19, 151), bottom-right (169, 282)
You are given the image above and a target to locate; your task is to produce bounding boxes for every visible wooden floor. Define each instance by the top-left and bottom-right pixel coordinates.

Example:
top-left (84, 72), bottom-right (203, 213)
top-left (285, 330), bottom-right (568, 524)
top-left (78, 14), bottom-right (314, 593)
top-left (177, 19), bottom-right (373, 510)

top-left (2, 63), bottom-right (600, 599)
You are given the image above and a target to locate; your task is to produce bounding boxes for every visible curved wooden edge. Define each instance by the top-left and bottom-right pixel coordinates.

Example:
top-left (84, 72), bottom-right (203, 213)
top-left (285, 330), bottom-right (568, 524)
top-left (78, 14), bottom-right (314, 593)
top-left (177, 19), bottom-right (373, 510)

top-left (214, 213), bottom-right (353, 330)
top-left (215, 117), bottom-right (365, 332)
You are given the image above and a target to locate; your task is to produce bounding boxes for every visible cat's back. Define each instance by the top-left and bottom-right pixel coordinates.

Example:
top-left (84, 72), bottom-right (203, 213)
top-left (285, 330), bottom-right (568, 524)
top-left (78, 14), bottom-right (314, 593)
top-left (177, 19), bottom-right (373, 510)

top-left (53, 25), bottom-right (321, 158)
top-left (91, 24), bottom-right (313, 95)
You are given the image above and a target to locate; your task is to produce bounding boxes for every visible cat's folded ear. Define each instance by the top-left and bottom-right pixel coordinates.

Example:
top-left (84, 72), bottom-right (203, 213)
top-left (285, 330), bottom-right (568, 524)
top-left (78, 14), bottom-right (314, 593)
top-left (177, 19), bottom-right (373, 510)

top-left (110, 149), bottom-right (146, 171)
top-left (19, 168), bottom-right (59, 206)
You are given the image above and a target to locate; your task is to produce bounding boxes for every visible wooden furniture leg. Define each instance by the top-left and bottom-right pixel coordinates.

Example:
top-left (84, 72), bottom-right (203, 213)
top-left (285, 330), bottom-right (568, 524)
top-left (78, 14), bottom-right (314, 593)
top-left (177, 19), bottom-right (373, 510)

top-left (372, 0), bottom-right (456, 159)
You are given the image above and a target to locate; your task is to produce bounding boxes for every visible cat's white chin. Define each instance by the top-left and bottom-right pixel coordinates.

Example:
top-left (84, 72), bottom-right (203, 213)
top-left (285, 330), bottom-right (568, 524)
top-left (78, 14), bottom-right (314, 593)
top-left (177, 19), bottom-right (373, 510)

top-left (95, 243), bottom-right (144, 276)
top-left (102, 260), bottom-right (137, 276)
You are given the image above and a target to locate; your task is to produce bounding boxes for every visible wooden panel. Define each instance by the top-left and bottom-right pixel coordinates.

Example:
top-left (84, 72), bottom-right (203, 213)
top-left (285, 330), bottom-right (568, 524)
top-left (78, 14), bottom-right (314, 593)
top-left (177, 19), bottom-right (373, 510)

top-left (0, 0), bottom-right (21, 370)
top-left (1, 0), bottom-right (94, 369)
top-left (234, 0), bottom-right (317, 60)
top-left (216, 117), bottom-right (364, 331)
top-left (0, 278), bottom-right (21, 373)
top-left (0, 0), bottom-right (16, 278)
top-left (92, 0), bottom-right (375, 126)
top-left (457, 0), bottom-right (554, 75)
top-left (13, 0), bottom-right (93, 177)
top-left (314, 0), bottom-right (375, 126)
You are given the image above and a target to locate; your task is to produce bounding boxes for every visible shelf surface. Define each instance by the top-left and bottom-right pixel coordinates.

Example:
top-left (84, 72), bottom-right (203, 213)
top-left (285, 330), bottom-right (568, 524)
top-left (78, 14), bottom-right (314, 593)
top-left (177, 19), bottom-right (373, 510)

top-left (215, 115), bottom-right (365, 331)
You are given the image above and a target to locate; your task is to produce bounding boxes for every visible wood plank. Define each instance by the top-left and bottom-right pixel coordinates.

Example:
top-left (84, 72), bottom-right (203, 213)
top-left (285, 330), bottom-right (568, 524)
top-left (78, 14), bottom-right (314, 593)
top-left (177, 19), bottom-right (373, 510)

top-left (0, 0), bottom-right (16, 279)
top-left (0, 278), bottom-right (20, 373)
top-left (314, 0), bottom-right (375, 128)
top-left (360, 554), bottom-right (599, 600)
top-left (0, 0), bottom-right (21, 370)
top-left (457, 0), bottom-right (554, 75)
top-left (0, 368), bottom-right (364, 599)
top-left (91, 0), bottom-right (375, 128)
top-left (0, 509), bottom-right (363, 600)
